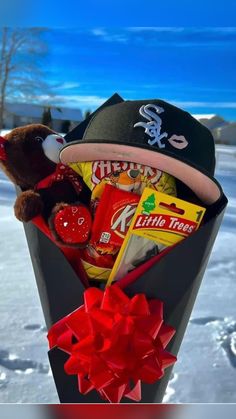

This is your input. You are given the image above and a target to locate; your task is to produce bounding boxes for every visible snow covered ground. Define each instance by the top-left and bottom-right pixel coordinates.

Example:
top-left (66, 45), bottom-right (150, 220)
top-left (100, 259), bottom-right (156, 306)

top-left (0, 145), bottom-right (235, 403)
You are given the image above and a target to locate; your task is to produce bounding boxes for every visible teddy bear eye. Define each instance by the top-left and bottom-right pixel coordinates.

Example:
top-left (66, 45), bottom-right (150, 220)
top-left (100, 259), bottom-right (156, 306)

top-left (35, 136), bottom-right (43, 143)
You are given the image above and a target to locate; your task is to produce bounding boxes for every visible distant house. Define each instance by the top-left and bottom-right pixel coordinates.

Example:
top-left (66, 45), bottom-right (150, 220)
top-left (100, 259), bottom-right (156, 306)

top-left (214, 123), bottom-right (236, 145)
top-left (193, 114), bottom-right (228, 130)
top-left (3, 102), bottom-right (83, 133)
top-left (193, 114), bottom-right (236, 145)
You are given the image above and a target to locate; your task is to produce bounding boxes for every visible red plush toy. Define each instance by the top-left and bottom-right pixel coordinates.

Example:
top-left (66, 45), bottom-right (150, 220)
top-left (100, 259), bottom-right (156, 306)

top-left (0, 124), bottom-right (92, 247)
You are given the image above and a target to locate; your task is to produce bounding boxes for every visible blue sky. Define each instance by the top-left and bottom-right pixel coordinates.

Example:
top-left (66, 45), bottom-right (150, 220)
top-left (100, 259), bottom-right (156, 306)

top-left (2, 1), bottom-right (236, 27)
top-left (34, 28), bottom-right (236, 121)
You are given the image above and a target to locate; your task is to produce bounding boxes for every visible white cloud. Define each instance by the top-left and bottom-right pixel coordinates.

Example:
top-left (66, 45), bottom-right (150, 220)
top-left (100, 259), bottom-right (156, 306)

top-left (171, 101), bottom-right (236, 109)
top-left (90, 27), bottom-right (236, 48)
top-left (23, 93), bottom-right (107, 110)
top-left (128, 27), bottom-right (236, 34)
top-left (128, 27), bottom-right (185, 33)
top-left (91, 28), bottom-right (128, 44)
top-left (91, 28), bottom-right (107, 37)
top-left (9, 91), bottom-right (236, 114)
top-left (54, 82), bottom-right (81, 90)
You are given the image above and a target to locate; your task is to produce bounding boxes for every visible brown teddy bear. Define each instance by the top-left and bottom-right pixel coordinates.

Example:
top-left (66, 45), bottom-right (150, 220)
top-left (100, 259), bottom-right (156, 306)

top-left (0, 124), bottom-right (92, 247)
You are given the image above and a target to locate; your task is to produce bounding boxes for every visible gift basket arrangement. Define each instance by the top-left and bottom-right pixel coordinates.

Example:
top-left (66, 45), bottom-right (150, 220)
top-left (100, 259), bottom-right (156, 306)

top-left (0, 93), bottom-right (227, 403)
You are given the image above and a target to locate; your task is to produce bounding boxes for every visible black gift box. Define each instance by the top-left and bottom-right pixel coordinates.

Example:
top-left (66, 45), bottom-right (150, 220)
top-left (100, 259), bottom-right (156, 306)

top-left (21, 94), bottom-right (227, 403)
top-left (23, 191), bottom-right (227, 403)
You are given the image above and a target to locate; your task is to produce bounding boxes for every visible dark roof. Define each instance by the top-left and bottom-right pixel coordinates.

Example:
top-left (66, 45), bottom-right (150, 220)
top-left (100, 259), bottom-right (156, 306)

top-left (5, 102), bottom-right (83, 121)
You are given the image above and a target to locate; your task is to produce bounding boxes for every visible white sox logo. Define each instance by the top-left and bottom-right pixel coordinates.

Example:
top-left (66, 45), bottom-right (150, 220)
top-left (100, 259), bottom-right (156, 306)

top-left (134, 104), bottom-right (188, 150)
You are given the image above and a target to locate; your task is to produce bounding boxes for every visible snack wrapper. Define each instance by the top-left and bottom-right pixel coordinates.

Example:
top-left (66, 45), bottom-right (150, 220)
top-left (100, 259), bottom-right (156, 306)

top-left (69, 160), bottom-right (176, 213)
top-left (80, 185), bottom-right (140, 280)
top-left (91, 184), bottom-right (140, 250)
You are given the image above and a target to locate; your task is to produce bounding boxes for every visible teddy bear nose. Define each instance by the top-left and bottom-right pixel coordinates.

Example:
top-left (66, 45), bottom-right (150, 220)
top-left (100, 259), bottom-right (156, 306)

top-left (56, 137), bottom-right (64, 144)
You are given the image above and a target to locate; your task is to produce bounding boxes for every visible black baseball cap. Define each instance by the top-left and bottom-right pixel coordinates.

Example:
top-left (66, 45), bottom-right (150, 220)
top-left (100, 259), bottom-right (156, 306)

top-left (60, 99), bottom-right (223, 205)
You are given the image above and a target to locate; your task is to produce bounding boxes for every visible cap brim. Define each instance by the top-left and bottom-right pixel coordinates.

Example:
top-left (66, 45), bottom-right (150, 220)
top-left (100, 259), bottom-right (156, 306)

top-left (60, 141), bottom-right (222, 205)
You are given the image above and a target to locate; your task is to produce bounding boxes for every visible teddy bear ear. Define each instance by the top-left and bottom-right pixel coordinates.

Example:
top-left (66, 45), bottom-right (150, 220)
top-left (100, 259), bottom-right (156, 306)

top-left (0, 136), bottom-right (7, 161)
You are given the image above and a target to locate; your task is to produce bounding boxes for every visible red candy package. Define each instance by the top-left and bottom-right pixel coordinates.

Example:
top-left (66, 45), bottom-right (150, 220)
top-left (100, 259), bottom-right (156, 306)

top-left (91, 184), bottom-right (140, 252)
top-left (80, 185), bottom-right (140, 281)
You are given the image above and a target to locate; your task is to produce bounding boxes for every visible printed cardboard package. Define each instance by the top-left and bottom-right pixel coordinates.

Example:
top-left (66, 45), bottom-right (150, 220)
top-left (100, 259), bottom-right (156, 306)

top-left (107, 188), bottom-right (206, 285)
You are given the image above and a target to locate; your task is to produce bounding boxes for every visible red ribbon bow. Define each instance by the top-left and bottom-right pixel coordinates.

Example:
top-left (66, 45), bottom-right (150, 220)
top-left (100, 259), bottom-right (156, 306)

top-left (35, 163), bottom-right (82, 194)
top-left (48, 286), bottom-right (177, 403)
top-left (0, 136), bottom-right (7, 161)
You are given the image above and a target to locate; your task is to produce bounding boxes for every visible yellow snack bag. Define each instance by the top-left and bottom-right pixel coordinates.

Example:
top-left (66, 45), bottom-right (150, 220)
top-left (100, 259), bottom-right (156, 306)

top-left (107, 188), bottom-right (206, 285)
top-left (70, 160), bottom-right (176, 208)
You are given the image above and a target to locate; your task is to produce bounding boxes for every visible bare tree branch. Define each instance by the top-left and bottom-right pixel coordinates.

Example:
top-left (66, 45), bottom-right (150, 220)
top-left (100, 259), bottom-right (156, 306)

top-left (0, 28), bottom-right (50, 130)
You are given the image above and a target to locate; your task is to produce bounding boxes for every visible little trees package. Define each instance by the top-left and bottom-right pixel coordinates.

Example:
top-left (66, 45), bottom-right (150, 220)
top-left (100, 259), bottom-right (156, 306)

top-left (107, 188), bottom-right (206, 285)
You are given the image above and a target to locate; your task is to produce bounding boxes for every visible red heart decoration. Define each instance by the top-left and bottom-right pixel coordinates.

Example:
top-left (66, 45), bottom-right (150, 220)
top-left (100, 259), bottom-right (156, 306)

top-left (54, 205), bottom-right (92, 245)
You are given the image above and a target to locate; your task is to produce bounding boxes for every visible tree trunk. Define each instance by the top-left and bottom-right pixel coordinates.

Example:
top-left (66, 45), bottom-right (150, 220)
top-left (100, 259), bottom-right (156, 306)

top-left (0, 28), bottom-right (7, 131)
top-left (0, 99), bottom-right (4, 131)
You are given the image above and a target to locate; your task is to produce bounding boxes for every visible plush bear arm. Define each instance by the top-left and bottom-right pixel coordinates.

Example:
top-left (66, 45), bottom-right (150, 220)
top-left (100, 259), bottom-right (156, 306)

top-left (14, 190), bottom-right (44, 222)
